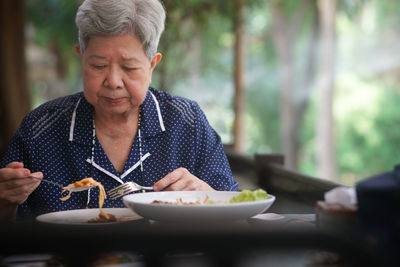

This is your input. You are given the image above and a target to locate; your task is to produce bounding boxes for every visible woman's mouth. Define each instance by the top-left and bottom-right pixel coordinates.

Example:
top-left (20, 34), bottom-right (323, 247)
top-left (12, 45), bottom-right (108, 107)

top-left (104, 97), bottom-right (124, 104)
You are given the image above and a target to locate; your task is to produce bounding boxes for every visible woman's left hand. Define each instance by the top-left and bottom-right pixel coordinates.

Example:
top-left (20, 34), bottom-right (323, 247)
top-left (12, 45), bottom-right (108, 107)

top-left (153, 167), bottom-right (214, 191)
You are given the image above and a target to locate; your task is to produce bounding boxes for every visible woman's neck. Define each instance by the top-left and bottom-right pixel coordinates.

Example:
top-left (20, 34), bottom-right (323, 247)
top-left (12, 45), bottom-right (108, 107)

top-left (94, 110), bottom-right (139, 139)
top-left (92, 109), bottom-right (141, 173)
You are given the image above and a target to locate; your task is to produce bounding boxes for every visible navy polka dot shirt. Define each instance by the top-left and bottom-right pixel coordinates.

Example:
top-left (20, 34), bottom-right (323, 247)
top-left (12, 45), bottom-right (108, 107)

top-left (1, 87), bottom-right (238, 218)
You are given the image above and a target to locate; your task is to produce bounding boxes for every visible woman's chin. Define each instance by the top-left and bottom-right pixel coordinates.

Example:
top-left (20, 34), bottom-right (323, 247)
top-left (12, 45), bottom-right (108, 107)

top-left (96, 105), bottom-right (132, 117)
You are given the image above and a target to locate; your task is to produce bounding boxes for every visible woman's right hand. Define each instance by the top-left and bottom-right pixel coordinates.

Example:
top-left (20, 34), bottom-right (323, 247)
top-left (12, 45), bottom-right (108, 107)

top-left (0, 162), bottom-right (43, 220)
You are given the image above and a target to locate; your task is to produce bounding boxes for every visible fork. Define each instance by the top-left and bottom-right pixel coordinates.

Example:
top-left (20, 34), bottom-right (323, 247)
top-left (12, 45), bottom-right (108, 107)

top-left (108, 181), bottom-right (153, 200)
top-left (29, 176), bottom-right (96, 192)
top-left (30, 176), bottom-right (65, 189)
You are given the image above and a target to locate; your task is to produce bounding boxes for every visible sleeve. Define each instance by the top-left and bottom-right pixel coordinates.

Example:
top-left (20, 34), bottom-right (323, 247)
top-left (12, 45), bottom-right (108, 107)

top-left (1, 117), bottom-right (32, 168)
top-left (1, 115), bottom-right (35, 219)
top-left (192, 102), bottom-right (239, 191)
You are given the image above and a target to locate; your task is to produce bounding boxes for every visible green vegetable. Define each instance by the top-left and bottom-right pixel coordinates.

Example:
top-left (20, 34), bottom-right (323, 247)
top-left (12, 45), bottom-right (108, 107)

top-left (227, 189), bottom-right (267, 203)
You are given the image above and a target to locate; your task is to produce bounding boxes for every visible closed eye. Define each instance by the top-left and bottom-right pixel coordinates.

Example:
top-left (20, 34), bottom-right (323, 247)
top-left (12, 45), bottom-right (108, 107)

top-left (123, 67), bottom-right (140, 71)
top-left (94, 65), bottom-right (106, 70)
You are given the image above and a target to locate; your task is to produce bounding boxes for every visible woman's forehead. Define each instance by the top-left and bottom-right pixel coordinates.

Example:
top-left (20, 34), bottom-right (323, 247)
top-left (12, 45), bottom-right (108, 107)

top-left (86, 34), bottom-right (142, 49)
top-left (84, 34), bottom-right (148, 60)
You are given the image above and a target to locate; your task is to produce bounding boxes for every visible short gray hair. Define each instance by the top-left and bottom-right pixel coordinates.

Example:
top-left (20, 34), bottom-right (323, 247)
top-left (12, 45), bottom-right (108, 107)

top-left (76, 0), bottom-right (165, 60)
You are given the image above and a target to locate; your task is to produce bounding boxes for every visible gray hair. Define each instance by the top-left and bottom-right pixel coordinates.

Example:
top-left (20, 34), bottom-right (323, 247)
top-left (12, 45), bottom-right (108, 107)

top-left (76, 0), bottom-right (165, 60)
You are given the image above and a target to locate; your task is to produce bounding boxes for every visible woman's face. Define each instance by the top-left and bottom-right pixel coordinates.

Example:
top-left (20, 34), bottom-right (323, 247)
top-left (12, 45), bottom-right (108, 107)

top-left (80, 34), bottom-right (161, 117)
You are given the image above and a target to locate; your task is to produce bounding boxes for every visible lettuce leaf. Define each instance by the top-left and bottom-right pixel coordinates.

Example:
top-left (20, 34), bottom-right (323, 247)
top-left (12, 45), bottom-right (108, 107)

top-left (227, 189), bottom-right (267, 203)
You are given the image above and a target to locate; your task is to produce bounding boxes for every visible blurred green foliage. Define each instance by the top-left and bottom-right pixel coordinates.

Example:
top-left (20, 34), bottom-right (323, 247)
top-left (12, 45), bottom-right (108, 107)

top-left (27, 0), bottom-right (80, 87)
top-left (337, 78), bottom-right (400, 183)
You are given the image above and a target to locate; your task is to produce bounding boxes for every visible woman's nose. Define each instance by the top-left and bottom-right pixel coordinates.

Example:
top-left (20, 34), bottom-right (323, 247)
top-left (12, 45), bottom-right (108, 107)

top-left (104, 67), bottom-right (123, 89)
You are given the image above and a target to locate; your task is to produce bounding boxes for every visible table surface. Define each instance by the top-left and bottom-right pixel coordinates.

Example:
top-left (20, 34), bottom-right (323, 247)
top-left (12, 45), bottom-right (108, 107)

top-left (0, 213), bottom-right (379, 267)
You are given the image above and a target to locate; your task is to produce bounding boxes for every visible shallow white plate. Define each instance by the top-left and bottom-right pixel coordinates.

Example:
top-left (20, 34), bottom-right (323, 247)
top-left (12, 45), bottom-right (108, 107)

top-left (36, 208), bottom-right (142, 225)
top-left (123, 191), bottom-right (275, 222)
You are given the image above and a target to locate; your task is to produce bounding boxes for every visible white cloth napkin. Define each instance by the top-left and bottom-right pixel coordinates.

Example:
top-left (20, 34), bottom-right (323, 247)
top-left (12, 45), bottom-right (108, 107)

top-left (324, 186), bottom-right (357, 207)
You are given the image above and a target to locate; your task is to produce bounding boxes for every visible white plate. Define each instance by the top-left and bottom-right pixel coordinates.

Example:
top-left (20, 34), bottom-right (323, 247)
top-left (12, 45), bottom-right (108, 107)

top-left (36, 208), bottom-right (142, 225)
top-left (123, 191), bottom-right (275, 222)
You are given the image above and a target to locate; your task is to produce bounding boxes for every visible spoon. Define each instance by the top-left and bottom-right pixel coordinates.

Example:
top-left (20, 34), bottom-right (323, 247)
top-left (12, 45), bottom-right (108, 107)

top-left (29, 176), bottom-right (96, 192)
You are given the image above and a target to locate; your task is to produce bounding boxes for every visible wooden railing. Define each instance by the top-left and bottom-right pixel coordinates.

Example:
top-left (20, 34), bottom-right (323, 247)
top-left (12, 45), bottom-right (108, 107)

top-left (225, 149), bottom-right (340, 213)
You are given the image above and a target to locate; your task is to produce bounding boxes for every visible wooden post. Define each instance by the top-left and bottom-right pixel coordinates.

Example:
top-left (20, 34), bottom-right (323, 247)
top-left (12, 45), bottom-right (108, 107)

top-left (0, 0), bottom-right (30, 159)
top-left (315, 0), bottom-right (338, 181)
top-left (255, 154), bottom-right (284, 188)
top-left (233, 0), bottom-right (246, 153)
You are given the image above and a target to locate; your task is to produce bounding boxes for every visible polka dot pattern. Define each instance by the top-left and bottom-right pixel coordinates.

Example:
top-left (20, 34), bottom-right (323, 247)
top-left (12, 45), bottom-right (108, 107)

top-left (1, 88), bottom-right (238, 219)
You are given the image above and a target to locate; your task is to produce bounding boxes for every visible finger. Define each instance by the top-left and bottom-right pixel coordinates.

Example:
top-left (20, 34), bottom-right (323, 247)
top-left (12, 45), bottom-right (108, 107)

top-left (1, 188), bottom-right (32, 204)
top-left (163, 178), bottom-right (191, 191)
top-left (153, 168), bottom-right (187, 191)
top-left (2, 195), bottom-right (26, 205)
top-left (0, 182), bottom-right (39, 204)
top-left (30, 172), bottom-right (43, 179)
top-left (0, 177), bottom-right (39, 191)
top-left (0, 168), bottom-right (31, 182)
top-left (6, 162), bottom-right (24, 169)
top-left (164, 177), bottom-right (213, 191)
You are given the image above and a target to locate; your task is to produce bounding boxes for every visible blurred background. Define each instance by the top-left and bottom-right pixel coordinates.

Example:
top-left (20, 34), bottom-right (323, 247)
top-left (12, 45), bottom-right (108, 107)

top-left (1, 0), bottom-right (400, 186)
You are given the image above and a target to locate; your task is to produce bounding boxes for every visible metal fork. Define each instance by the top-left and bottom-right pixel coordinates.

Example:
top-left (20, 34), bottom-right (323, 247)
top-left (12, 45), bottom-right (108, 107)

top-left (107, 181), bottom-right (153, 200)
top-left (30, 176), bottom-right (65, 189)
top-left (29, 176), bottom-right (96, 192)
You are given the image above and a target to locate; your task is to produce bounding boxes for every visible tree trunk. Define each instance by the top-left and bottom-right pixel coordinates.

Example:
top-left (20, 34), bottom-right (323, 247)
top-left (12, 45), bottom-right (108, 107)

top-left (188, 30), bottom-right (203, 98)
top-left (271, 2), bottom-right (296, 169)
top-left (157, 39), bottom-right (170, 92)
top-left (157, 14), bottom-right (172, 92)
top-left (0, 0), bottom-right (30, 159)
top-left (315, 0), bottom-right (337, 181)
top-left (271, 0), bottom-right (316, 171)
top-left (233, 0), bottom-right (246, 153)
top-left (293, 1), bottom-right (319, 168)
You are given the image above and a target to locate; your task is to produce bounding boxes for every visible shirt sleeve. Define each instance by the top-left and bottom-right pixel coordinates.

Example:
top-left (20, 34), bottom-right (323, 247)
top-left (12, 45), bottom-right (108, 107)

top-left (1, 117), bottom-right (31, 168)
top-left (191, 102), bottom-right (239, 191)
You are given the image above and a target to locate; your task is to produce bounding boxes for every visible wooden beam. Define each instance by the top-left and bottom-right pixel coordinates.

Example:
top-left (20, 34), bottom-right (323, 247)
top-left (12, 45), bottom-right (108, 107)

top-left (0, 0), bottom-right (30, 159)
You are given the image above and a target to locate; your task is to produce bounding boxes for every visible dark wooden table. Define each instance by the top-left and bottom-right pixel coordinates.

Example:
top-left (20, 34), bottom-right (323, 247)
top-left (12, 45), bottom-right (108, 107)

top-left (0, 214), bottom-right (377, 267)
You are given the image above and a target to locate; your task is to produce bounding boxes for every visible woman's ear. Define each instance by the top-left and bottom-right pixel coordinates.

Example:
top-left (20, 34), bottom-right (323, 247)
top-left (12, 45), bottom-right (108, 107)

top-left (75, 45), bottom-right (81, 55)
top-left (150, 53), bottom-right (162, 71)
top-left (149, 53), bottom-right (162, 83)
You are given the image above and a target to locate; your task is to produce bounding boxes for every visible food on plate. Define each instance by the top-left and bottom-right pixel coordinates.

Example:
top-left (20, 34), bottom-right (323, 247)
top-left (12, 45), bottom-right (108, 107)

top-left (151, 189), bottom-right (268, 205)
top-left (87, 212), bottom-right (117, 223)
top-left (60, 177), bottom-right (112, 220)
top-left (227, 189), bottom-right (267, 203)
top-left (152, 195), bottom-right (212, 205)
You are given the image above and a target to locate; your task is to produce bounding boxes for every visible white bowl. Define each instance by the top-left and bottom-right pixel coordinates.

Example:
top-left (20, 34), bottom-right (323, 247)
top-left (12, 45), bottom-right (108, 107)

top-left (123, 191), bottom-right (275, 222)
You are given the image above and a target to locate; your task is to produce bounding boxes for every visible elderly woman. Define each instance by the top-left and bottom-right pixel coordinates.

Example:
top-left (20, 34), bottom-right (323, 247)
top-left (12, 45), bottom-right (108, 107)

top-left (0, 0), bottom-right (238, 220)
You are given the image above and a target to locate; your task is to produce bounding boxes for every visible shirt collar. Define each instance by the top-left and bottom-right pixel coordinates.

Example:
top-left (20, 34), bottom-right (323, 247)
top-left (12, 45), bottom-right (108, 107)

top-left (69, 93), bottom-right (94, 146)
top-left (69, 88), bottom-right (166, 145)
top-left (140, 88), bottom-right (166, 138)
